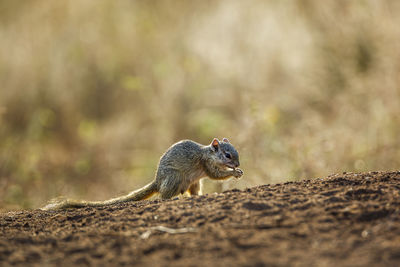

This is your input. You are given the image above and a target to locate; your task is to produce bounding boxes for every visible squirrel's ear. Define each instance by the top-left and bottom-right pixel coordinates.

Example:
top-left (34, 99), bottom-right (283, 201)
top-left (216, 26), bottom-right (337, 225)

top-left (211, 138), bottom-right (220, 151)
top-left (222, 138), bottom-right (230, 143)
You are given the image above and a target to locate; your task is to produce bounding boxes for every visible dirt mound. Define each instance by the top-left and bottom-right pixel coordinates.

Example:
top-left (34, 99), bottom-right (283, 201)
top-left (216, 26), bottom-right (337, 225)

top-left (1, 171), bottom-right (400, 266)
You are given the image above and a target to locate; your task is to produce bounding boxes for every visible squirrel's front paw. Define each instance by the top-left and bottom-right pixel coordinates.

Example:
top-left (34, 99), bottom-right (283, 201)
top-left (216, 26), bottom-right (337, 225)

top-left (233, 168), bottom-right (243, 178)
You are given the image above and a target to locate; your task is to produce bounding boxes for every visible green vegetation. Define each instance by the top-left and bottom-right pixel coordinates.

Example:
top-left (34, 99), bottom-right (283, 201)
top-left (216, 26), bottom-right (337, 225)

top-left (1, 1), bottom-right (399, 210)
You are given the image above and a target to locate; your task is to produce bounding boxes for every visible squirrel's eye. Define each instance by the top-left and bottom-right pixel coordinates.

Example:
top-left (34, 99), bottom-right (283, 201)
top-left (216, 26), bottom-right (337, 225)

top-left (225, 153), bottom-right (231, 159)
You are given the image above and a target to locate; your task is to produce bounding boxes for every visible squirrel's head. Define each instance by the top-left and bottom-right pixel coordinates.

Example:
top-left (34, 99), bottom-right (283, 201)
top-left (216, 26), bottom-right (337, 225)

top-left (210, 138), bottom-right (240, 169)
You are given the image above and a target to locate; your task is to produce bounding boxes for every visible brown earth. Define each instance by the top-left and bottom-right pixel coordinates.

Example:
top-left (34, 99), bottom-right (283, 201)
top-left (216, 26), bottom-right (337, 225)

top-left (1, 171), bottom-right (400, 267)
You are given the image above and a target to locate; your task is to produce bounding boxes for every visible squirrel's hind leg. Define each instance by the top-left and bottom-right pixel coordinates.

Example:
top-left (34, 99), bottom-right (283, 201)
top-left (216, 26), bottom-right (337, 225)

top-left (159, 174), bottom-right (182, 199)
top-left (188, 181), bottom-right (201, 196)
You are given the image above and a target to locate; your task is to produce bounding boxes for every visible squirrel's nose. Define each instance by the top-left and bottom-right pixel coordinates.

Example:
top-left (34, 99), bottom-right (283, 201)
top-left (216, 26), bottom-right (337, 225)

top-left (235, 160), bottom-right (240, 167)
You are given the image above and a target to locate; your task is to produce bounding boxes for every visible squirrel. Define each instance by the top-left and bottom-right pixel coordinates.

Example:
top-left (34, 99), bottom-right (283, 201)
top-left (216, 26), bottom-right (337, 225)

top-left (41, 138), bottom-right (243, 210)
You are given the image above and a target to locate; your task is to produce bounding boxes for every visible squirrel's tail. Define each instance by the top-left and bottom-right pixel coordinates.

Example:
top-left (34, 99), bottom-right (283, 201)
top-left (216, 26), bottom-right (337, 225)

top-left (41, 182), bottom-right (158, 210)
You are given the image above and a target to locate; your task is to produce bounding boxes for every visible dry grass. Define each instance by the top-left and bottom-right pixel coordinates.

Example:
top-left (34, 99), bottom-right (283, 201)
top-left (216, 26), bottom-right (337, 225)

top-left (1, 0), bottom-right (399, 210)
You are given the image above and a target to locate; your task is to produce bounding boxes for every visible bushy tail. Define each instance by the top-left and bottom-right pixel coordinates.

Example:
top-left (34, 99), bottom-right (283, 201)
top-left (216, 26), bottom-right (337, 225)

top-left (41, 182), bottom-right (158, 210)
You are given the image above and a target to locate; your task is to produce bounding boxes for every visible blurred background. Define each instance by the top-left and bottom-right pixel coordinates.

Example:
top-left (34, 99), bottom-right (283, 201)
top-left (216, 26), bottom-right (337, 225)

top-left (1, 0), bottom-right (399, 210)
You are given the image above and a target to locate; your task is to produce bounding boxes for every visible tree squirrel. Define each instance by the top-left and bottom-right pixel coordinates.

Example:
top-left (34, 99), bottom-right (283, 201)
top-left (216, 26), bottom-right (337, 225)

top-left (42, 138), bottom-right (243, 210)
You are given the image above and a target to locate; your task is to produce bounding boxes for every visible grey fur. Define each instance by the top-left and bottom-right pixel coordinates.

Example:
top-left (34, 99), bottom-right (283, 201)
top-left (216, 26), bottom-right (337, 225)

top-left (41, 138), bottom-right (243, 210)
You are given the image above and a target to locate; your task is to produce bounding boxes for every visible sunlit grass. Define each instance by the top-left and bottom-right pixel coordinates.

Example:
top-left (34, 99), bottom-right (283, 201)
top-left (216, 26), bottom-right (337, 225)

top-left (0, 1), bottom-right (399, 210)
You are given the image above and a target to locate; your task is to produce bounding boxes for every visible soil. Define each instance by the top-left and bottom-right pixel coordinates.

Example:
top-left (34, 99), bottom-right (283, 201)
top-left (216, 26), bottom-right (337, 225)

top-left (1, 171), bottom-right (400, 267)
